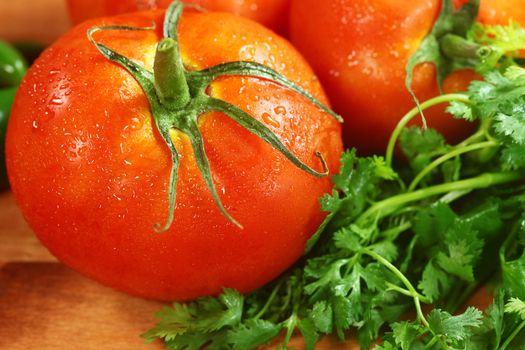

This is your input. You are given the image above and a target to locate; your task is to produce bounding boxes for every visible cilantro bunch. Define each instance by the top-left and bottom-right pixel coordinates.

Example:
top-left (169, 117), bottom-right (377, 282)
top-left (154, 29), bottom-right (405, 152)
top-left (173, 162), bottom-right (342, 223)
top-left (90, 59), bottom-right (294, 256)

top-left (143, 10), bottom-right (525, 350)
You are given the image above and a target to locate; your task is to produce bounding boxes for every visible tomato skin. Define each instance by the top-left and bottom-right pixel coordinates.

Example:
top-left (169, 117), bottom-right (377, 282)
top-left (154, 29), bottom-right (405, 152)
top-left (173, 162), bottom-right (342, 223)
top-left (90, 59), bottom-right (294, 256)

top-left (6, 10), bottom-right (342, 301)
top-left (289, 0), bottom-right (443, 155)
top-left (289, 0), bottom-right (524, 155)
top-left (67, 0), bottom-right (290, 34)
top-left (454, 0), bottom-right (525, 25)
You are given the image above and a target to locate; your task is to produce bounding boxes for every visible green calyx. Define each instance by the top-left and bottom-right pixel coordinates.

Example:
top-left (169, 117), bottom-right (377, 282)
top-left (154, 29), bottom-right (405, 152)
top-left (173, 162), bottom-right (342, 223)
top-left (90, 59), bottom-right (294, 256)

top-left (87, 1), bottom-right (341, 231)
top-left (404, 0), bottom-right (480, 122)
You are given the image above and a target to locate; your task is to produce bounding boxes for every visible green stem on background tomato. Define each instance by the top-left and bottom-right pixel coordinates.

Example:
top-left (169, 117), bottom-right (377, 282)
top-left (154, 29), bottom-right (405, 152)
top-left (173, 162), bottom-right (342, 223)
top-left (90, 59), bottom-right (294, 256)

top-left (440, 33), bottom-right (493, 60)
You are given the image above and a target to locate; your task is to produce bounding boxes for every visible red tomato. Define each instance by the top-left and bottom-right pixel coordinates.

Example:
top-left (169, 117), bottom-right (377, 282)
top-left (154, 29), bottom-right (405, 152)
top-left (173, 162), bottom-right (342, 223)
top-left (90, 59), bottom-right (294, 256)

top-left (454, 0), bottom-right (525, 25)
top-left (6, 7), bottom-right (342, 301)
top-left (289, 0), bottom-right (525, 155)
top-left (67, 0), bottom-right (290, 34)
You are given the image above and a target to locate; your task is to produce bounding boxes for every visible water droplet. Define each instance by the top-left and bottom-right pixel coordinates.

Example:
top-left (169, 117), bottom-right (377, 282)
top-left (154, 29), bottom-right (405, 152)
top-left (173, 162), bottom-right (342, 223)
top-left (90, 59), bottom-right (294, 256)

top-left (130, 116), bottom-right (144, 131)
top-left (274, 106), bottom-right (286, 115)
top-left (329, 69), bottom-right (341, 78)
top-left (262, 113), bottom-right (280, 128)
top-left (240, 44), bottom-right (257, 58)
top-left (50, 95), bottom-right (63, 105)
top-left (389, 50), bottom-right (400, 58)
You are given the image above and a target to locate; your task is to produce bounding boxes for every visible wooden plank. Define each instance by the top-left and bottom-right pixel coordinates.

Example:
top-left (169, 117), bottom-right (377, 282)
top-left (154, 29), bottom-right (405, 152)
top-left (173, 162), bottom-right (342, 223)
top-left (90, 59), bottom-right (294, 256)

top-left (0, 262), bottom-right (166, 350)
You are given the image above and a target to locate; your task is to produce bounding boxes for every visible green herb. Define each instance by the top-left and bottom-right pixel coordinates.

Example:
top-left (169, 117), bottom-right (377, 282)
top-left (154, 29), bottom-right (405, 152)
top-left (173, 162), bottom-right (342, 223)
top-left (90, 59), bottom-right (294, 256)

top-left (144, 9), bottom-right (525, 350)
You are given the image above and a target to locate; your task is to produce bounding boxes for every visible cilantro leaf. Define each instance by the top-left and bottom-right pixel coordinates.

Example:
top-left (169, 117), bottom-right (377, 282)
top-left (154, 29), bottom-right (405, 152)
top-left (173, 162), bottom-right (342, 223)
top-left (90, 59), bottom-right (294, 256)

top-left (390, 321), bottom-right (422, 350)
top-left (297, 318), bottom-right (319, 350)
top-left (143, 289), bottom-right (243, 343)
top-left (504, 298), bottom-right (525, 320)
top-left (400, 127), bottom-right (447, 173)
top-left (428, 307), bottom-right (484, 342)
top-left (227, 319), bottom-right (282, 350)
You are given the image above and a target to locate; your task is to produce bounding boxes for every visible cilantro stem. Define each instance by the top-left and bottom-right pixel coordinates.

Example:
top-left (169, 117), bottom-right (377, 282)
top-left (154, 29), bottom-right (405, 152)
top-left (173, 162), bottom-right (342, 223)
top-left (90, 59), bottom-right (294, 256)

top-left (385, 93), bottom-right (471, 168)
top-left (279, 313), bottom-right (298, 350)
top-left (499, 220), bottom-right (522, 266)
top-left (253, 279), bottom-right (284, 320)
top-left (386, 283), bottom-right (414, 298)
top-left (361, 248), bottom-right (455, 348)
top-left (422, 336), bottom-right (438, 350)
top-left (362, 248), bottom-right (430, 306)
top-left (446, 282), bottom-right (479, 314)
top-left (408, 141), bottom-right (499, 191)
top-left (358, 171), bottom-right (524, 226)
top-left (501, 320), bottom-right (525, 350)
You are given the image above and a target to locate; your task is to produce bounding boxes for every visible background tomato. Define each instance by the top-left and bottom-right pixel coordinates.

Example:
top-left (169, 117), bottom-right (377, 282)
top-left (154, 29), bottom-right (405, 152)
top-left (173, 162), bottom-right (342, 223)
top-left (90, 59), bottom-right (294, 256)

top-left (6, 8), bottom-right (342, 301)
top-left (67, 0), bottom-right (290, 35)
top-left (289, 0), bottom-right (525, 155)
top-left (454, 0), bottom-right (525, 25)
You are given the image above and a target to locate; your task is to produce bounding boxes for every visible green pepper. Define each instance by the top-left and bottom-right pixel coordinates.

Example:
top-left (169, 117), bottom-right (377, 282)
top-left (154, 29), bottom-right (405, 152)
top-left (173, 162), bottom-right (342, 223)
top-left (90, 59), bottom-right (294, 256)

top-left (0, 87), bottom-right (16, 190)
top-left (0, 41), bottom-right (27, 88)
top-left (0, 41), bottom-right (28, 190)
top-left (13, 42), bottom-right (45, 66)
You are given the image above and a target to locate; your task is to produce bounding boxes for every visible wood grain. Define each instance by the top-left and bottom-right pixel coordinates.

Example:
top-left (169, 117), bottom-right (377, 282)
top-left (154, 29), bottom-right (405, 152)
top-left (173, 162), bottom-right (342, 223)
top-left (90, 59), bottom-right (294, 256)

top-left (0, 262), bottom-right (166, 350)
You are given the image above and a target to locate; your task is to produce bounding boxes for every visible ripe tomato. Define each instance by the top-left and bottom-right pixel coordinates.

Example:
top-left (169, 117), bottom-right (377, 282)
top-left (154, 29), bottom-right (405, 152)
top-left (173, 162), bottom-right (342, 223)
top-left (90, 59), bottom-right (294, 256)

top-left (289, 0), bottom-right (525, 155)
top-left (6, 5), bottom-right (342, 301)
top-left (454, 0), bottom-right (525, 25)
top-left (67, 0), bottom-right (290, 35)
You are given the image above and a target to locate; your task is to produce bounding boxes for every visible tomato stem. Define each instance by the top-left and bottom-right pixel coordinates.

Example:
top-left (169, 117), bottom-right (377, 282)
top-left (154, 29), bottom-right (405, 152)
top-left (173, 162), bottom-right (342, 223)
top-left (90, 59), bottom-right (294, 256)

top-left (440, 34), bottom-right (489, 60)
top-left (154, 38), bottom-right (190, 109)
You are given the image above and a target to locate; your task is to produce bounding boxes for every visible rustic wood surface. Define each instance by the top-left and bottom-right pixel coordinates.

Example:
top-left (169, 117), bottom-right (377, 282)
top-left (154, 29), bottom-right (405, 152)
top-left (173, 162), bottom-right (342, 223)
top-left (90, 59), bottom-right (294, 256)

top-left (0, 191), bottom-right (358, 349)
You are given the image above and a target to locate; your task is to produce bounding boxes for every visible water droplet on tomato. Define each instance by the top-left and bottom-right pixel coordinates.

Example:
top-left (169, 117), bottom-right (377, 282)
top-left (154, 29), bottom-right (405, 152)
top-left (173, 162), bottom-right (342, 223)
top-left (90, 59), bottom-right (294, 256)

top-left (262, 113), bottom-right (280, 128)
top-left (274, 106), bottom-right (287, 115)
top-left (50, 95), bottom-right (63, 106)
top-left (362, 67), bottom-right (373, 76)
top-left (130, 116), bottom-right (144, 131)
top-left (240, 44), bottom-right (257, 59)
top-left (389, 50), bottom-right (400, 58)
top-left (329, 69), bottom-right (341, 78)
